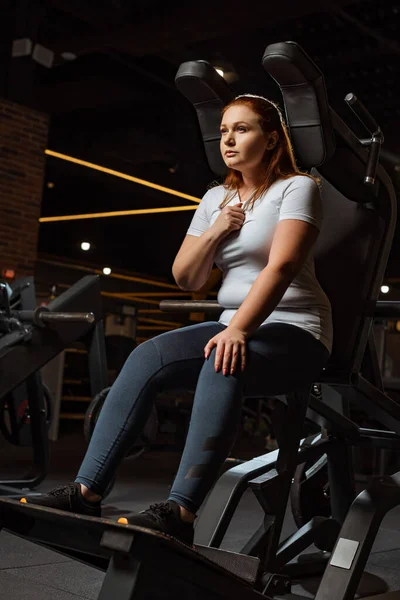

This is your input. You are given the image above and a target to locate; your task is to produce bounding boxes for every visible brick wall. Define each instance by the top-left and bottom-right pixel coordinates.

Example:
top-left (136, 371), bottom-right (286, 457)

top-left (0, 97), bottom-right (49, 277)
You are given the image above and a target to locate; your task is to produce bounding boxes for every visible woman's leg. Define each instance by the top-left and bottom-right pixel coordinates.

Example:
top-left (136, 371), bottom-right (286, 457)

top-left (75, 321), bottom-right (226, 497)
top-left (168, 323), bottom-right (329, 514)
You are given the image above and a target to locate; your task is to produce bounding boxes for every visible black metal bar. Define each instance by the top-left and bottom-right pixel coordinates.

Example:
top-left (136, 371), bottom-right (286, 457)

top-left (84, 320), bottom-right (109, 398)
top-left (10, 276), bottom-right (36, 312)
top-left (13, 309), bottom-right (95, 325)
top-left (374, 301), bottom-right (400, 319)
top-left (247, 469), bottom-right (281, 560)
top-left (326, 442), bottom-right (355, 525)
top-left (160, 300), bottom-right (221, 313)
top-left (240, 519), bottom-right (274, 557)
top-left (252, 389), bottom-right (313, 570)
top-left (195, 436), bottom-right (341, 547)
top-left (0, 284), bottom-right (11, 317)
top-left (332, 378), bottom-right (400, 434)
top-left (315, 471), bottom-right (400, 600)
top-left (160, 299), bottom-right (400, 320)
top-left (307, 398), bottom-right (359, 438)
top-left (41, 311), bottom-right (95, 324)
top-left (24, 373), bottom-right (50, 484)
top-left (275, 517), bottom-right (340, 567)
top-left (344, 93), bottom-right (380, 137)
top-left (361, 331), bottom-right (384, 391)
top-left (98, 551), bottom-right (143, 600)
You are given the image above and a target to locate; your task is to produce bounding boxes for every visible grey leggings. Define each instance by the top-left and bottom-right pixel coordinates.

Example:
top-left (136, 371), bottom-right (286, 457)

top-left (75, 321), bottom-right (329, 514)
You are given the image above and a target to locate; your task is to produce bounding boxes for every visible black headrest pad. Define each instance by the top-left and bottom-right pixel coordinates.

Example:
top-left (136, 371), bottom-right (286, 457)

top-left (175, 61), bottom-right (234, 176)
top-left (262, 42), bottom-right (336, 168)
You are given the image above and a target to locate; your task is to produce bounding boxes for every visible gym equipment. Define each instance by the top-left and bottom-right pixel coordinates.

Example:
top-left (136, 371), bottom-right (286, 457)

top-left (84, 386), bottom-right (158, 460)
top-left (0, 276), bottom-right (54, 448)
top-left (166, 41), bottom-right (400, 594)
top-left (0, 40), bottom-right (398, 599)
top-left (315, 473), bottom-right (400, 600)
top-left (0, 381), bottom-right (52, 447)
top-left (0, 274), bottom-right (108, 496)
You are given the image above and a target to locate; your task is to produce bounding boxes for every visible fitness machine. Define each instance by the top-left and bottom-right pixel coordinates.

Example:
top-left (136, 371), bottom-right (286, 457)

top-left (0, 41), bottom-right (398, 600)
top-left (0, 274), bottom-right (108, 497)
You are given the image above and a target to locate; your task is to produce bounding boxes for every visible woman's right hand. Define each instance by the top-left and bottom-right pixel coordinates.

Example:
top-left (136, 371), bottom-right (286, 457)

top-left (211, 202), bottom-right (245, 239)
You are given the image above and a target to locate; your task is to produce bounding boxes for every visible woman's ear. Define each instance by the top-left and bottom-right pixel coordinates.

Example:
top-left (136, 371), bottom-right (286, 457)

top-left (267, 131), bottom-right (279, 150)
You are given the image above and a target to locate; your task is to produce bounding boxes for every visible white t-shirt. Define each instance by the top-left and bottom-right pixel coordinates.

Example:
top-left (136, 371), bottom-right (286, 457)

top-left (187, 175), bottom-right (333, 354)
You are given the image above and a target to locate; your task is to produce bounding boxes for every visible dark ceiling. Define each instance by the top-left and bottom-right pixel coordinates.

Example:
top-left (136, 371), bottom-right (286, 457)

top-left (6, 0), bottom-right (400, 281)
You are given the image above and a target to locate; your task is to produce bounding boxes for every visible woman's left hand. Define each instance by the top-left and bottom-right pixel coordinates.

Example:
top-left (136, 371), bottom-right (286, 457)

top-left (204, 327), bottom-right (248, 375)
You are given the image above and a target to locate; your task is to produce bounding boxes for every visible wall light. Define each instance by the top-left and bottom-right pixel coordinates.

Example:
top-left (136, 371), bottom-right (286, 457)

top-left (381, 285), bottom-right (390, 294)
top-left (103, 267), bottom-right (112, 276)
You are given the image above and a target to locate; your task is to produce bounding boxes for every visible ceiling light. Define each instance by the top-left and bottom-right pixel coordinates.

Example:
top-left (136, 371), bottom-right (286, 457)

top-left (32, 44), bottom-right (54, 68)
top-left (212, 60), bottom-right (239, 83)
top-left (103, 267), bottom-right (112, 276)
top-left (81, 242), bottom-right (91, 251)
top-left (61, 52), bottom-right (77, 61)
top-left (381, 285), bottom-right (390, 294)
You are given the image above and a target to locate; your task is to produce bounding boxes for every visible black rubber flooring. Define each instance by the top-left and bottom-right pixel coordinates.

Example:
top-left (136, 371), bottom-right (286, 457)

top-left (0, 431), bottom-right (400, 599)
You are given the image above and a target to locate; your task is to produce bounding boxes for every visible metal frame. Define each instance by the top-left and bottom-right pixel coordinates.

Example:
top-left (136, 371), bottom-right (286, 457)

top-left (315, 471), bottom-right (400, 600)
top-left (0, 275), bottom-right (108, 495)
top-left (0, 277), bottom-right (50, 493)
top-left (0, 498), bottom-right (264, 600)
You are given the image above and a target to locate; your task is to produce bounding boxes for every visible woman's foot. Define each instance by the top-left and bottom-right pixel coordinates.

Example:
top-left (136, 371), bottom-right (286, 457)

top-left (117, 500), bottom-right (195, 546)
top-left (20, 482), bottom-right (102, 518)
top-left (79, 484), bottom-right (102, 503)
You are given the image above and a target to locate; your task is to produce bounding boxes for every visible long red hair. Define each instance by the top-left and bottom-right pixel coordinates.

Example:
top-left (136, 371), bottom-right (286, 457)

top-left (218, 94), bottom-right (319, 211)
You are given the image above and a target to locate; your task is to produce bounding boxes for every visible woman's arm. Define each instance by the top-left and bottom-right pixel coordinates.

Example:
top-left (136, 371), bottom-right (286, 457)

top-left (172, 229), bottom-right (225, 291)
top-left (229, 218), bottom-right (319, 336)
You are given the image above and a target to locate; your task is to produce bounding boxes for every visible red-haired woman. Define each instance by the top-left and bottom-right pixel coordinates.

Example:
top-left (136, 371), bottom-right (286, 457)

top-left (23, 95), bottom-right (332, 547)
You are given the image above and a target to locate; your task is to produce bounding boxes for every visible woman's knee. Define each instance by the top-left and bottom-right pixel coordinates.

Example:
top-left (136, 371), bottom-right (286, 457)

top-left (199, 348), bottom-right (244, 387)
top-left (120, 338), bottom-right (163, 376)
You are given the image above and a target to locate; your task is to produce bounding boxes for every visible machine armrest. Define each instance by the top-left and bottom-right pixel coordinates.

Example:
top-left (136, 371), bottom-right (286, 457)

top-left (374, 301), bottom-right (400, 319)
top-left (160, 300), bottom-right (400, 320)
top-left (159, 300), bottom-right (221, 313)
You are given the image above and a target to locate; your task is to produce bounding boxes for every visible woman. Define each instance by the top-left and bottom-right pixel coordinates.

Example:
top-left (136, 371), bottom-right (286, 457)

top-left (23, 95), bottom-right (332, 547)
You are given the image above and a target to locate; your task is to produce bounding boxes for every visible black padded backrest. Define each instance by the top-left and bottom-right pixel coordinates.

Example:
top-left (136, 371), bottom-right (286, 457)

top-left (314, 112), bottom-right (396, 376)
top-left (315, 175), bottom-right (386, 374)
top-left (262, 41), bottom-right (336, 169)
top-left (175, 61), bottom-right (234, 176)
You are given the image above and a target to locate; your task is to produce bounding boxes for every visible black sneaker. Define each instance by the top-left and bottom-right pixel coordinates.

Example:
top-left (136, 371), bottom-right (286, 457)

top-left (117, 501), bottom-right (194, 546)
top-left (20, 483), bottom-right (102, 518)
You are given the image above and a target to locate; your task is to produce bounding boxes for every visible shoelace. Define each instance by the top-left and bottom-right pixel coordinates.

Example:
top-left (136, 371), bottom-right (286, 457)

top-left (145, 502), bottom-right (174, 524)
top-left (49, 483), bottom-right (77, 499)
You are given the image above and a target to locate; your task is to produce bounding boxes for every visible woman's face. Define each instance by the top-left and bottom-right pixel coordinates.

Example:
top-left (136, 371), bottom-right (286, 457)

top-left (220, 104), bottom-right (274, 173)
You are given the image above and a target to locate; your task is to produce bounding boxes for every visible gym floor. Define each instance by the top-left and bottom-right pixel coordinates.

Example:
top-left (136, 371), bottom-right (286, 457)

top-left (1, 430), bottom-right (400, 599)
